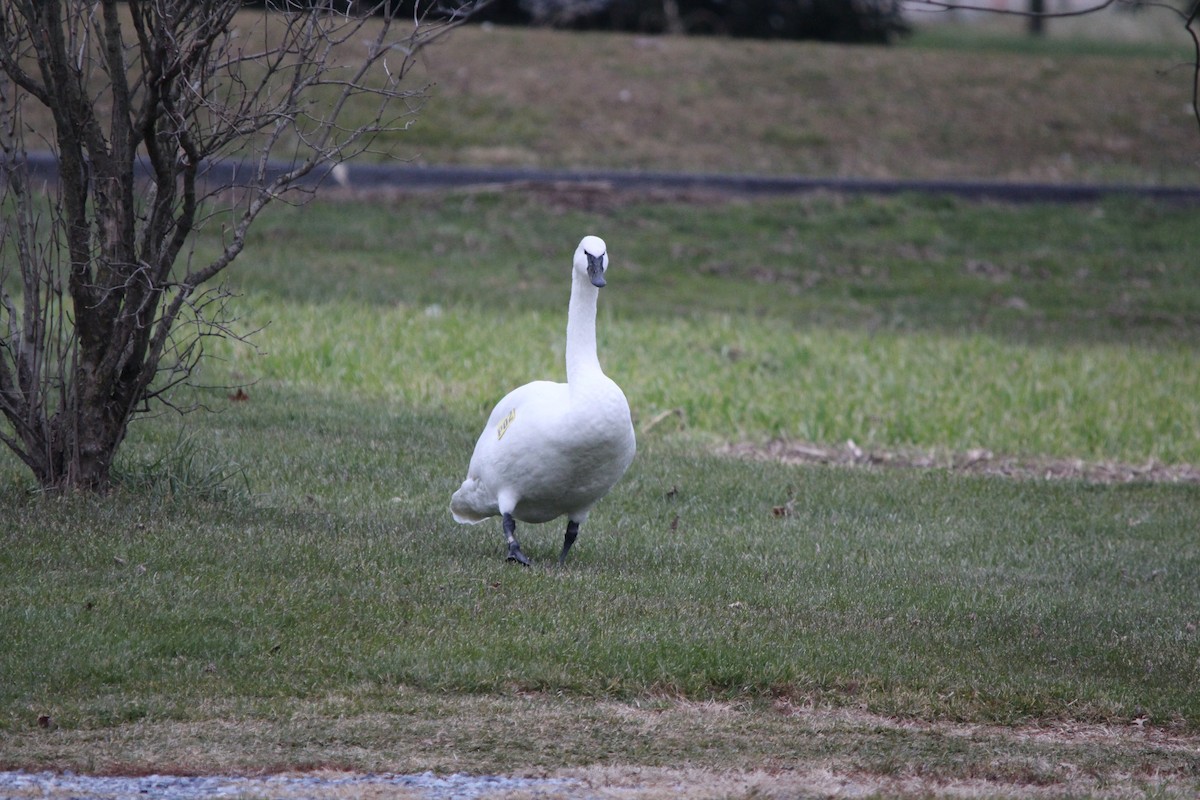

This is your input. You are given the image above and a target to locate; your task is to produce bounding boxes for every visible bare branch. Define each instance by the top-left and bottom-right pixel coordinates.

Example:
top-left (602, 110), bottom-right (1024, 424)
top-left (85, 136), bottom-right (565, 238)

top-left (907, 0), bottom-right (1120, 20)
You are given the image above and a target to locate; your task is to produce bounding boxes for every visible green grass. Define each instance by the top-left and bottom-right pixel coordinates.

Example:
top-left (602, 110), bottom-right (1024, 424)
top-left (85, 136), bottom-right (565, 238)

top-left (212, 293), bottom-right (1200, 465)
top-left (216, 192), bottom-right (1200, 465)
top-left (2, 392), bottom-right (1199, 796)
top-left (4, 16), bottom-right (1200, 789)
top-left (230, 192), bottom-right (1200, 345)
top-left (906, 18), bottom-right (1192, 59)
top-left (3, 193), bottom-right (1199, 768)
top-left (3, 389), bottom-right (1199, 726)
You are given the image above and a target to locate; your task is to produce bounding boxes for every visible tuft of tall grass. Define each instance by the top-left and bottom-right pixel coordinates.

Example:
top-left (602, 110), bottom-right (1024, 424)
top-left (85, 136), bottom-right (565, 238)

top-left (112, 429), bottom-right (252, 503)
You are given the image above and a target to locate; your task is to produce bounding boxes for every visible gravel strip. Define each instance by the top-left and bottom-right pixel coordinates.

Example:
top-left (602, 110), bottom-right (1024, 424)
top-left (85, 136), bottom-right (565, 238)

top-left (0, 770), bottom-right (584, 799)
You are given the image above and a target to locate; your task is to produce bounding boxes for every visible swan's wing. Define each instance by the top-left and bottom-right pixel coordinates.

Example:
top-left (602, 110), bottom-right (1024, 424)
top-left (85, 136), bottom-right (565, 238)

top-left (468, 381), bottom-right (568, 473)
top-left (477, 380), bottom-right (563, 439)
top-left (450, 381), bottom-right (567, 524)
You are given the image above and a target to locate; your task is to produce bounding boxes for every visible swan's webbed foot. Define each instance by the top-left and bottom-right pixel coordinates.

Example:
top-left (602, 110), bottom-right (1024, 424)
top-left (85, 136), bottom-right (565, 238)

top-left (558, 520), bottom-right (580, 566)
top-left (503, 513), bottom-right (532, 567)
top-left (506, 542), bottom-right (530, 566)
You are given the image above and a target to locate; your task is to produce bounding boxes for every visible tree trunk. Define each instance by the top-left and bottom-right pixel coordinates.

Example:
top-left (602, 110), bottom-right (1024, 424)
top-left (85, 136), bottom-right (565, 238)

top-left (1028, 0), bottom-right (1045, 36)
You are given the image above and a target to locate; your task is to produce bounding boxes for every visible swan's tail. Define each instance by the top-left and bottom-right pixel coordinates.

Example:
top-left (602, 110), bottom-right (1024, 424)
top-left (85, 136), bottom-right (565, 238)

top-left (450, 477), bottom-right (492, 524)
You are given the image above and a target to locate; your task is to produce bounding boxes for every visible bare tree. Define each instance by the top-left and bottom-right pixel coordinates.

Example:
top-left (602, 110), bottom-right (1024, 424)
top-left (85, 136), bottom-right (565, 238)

top-left (0, 0), bottom-right (480, 491)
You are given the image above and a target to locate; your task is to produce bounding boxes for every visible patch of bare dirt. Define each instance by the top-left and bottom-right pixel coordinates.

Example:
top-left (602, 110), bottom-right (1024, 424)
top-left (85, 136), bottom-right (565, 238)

top-left (722, 438), bottom-right (1200, 485)
top-left (560, 766), bottom-right (1197, 799)
top-left (561, 704), bottom-right (1200, 798)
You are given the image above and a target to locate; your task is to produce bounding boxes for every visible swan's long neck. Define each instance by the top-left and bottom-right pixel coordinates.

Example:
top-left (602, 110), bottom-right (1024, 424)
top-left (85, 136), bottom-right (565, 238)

top-left (565, 270), bottom-right (602, 388)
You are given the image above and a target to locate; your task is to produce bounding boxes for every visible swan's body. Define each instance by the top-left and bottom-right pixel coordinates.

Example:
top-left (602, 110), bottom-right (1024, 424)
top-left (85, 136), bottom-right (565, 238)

top-left (450, 235), bottom-right (635, 565)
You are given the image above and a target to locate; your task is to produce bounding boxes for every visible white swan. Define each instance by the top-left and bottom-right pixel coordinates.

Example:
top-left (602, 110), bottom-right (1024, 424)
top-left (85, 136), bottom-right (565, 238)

top-left (450, 235), bottom-right (636, 566)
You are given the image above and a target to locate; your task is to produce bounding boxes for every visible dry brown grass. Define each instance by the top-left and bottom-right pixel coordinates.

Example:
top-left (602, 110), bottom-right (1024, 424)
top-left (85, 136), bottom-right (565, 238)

top-left (6, 692), bottom-right (1199, 798)
top-left (403, 24), bottom-right (1200, 185)
top-left (11, 11), bottom-right (1196, 185)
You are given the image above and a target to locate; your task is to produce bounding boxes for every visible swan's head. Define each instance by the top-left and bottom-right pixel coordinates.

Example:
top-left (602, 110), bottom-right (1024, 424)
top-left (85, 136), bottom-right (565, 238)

top-left (575, 235), bottom-right (608, 288)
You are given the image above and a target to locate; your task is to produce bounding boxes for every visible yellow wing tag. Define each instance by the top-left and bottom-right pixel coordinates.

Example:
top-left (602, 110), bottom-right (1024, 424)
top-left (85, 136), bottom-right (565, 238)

top-left (496, 408), bottom-right (516, 440)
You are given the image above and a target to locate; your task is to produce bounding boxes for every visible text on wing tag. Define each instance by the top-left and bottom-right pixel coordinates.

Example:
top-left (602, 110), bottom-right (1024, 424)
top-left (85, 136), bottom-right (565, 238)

top-left (496, 408), bottom-right (516, 440)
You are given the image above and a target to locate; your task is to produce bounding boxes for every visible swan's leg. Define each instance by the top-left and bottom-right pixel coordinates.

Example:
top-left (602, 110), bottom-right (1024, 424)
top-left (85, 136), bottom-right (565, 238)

top-left (503, 513), bottom-right (532, 566)
top-left (559, 520), bottom-right (580, 566)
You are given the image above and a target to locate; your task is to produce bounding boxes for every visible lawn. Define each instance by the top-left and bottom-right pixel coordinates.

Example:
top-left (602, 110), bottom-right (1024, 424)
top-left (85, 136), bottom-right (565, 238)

top-left (2, 15), bottom-right (1200, 800)
top-left (3, 189), bottom-right (1199, 797)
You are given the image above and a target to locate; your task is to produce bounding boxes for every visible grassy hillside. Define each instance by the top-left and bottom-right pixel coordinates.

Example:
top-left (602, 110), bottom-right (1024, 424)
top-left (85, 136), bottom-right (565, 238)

top-left (8, 10), bottom-right (1196, 183)
top-left (395, 22), bottom-right (1198, 184)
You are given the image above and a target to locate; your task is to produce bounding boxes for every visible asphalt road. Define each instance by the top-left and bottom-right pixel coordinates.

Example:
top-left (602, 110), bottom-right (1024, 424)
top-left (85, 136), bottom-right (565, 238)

top-left (9, 151), bottom-right (1200, 204)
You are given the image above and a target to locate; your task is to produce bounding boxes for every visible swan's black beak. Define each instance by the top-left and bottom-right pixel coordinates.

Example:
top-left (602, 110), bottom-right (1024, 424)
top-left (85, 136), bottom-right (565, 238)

top-left (586, 252), bottom-right (607, 288)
